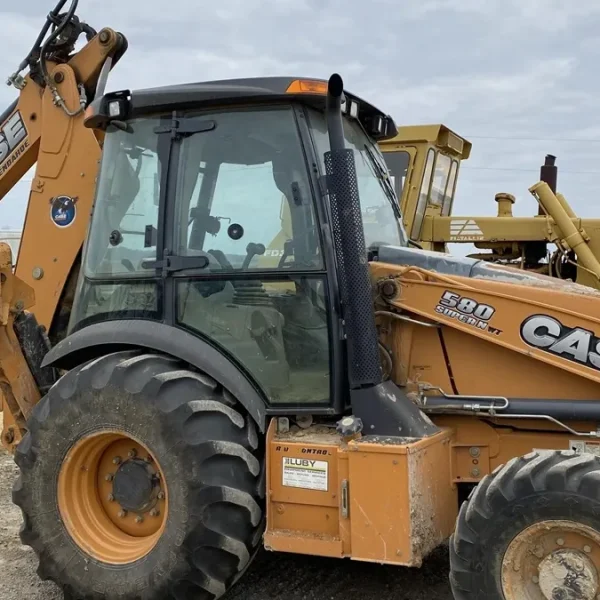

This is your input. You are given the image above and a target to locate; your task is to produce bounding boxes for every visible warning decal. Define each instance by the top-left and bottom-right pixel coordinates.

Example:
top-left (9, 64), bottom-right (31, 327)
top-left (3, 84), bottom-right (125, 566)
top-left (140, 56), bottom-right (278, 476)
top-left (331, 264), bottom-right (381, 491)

top-left (570, 440), bottom-right (600, 457)
top-left (282, 457), bottom-right (328, 492)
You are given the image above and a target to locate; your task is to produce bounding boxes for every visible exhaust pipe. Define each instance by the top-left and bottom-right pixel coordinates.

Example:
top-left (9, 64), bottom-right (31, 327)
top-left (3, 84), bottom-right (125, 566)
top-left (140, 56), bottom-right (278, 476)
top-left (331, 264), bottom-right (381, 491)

top-left (323, 73), bottom-right (438, 438)
top-left (538, 154), bottom-right (558, 215)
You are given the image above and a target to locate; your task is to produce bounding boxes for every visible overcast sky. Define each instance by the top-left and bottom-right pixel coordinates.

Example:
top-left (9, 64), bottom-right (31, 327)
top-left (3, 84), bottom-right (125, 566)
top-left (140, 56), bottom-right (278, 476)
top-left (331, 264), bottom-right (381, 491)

top-left (1, 0), bottom-right (600, 253)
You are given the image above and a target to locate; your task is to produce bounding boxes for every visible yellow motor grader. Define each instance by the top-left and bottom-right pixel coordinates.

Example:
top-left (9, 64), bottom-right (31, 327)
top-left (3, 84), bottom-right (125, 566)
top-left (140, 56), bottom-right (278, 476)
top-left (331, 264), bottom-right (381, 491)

top-left (4, 3), bottom-right (600, 600)
top-left (379, 125), bottom-right (600, 290)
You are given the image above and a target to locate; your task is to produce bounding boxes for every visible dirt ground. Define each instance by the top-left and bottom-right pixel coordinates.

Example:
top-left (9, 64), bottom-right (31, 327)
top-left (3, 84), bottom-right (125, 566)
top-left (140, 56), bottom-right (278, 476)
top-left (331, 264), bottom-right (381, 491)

top-left (0, 414), bottom-right (454, 600)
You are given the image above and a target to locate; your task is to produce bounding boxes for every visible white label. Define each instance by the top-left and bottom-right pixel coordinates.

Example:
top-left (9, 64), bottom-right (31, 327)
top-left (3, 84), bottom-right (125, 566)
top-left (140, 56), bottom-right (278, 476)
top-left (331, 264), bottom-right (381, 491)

top-left (570, 440), bottom-right (600, 457)
top-left (282, 457), bottom-right (328, 491)
top-left (533, 443), bottom-right (600, 456)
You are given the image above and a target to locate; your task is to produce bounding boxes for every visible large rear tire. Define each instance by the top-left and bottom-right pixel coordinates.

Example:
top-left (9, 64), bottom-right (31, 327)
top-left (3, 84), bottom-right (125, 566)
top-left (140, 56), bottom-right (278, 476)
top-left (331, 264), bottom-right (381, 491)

top-left (12, 350), bottom-right (265, 600)
top-left (450, 449), bottom-right (600, 600)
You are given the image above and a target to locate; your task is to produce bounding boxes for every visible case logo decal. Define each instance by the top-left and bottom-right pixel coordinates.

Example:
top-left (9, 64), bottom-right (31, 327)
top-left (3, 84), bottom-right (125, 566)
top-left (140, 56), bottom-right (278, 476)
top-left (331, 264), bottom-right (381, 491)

top-left (50, 195), bottom-right (78, 228)
top-left (520, 314), bottom-right (600, 371)
top-left (0, 111), bottom-right (28, 175)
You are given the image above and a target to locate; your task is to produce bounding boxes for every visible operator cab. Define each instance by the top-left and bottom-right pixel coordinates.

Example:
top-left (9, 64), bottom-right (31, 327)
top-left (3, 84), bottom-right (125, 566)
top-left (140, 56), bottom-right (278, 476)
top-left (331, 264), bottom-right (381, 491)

top-left (379, 124), bottom-right (472, 250)
top-left (71, 76), bottom-right (404, 412)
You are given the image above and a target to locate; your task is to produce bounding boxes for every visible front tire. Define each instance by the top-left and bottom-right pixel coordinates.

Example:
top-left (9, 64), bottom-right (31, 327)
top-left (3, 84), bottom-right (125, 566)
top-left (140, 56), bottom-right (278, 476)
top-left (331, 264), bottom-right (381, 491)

top-left (450, 449), bottom-right (600, 600)
top-left (13, 350), bottom-right (265, 600)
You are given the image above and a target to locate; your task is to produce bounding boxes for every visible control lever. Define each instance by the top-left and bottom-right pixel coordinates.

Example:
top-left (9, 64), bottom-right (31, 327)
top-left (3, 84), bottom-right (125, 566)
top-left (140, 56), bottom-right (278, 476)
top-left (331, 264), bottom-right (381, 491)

top-left (242, 243), bottom-right (266, 270)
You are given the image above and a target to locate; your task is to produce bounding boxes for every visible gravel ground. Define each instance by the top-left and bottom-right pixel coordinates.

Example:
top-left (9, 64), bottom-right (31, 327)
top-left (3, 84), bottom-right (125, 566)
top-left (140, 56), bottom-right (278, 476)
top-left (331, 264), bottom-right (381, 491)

top-left (0, 414), bottom-right (454, 600)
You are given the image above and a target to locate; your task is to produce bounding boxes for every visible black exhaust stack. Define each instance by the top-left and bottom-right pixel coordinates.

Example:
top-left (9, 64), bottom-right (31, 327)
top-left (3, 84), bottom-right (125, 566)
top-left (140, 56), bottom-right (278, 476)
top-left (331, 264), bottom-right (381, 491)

top-left (324, 74), bottom-right (438, 438)
top-left (538, 154), bottom-right (558, 215)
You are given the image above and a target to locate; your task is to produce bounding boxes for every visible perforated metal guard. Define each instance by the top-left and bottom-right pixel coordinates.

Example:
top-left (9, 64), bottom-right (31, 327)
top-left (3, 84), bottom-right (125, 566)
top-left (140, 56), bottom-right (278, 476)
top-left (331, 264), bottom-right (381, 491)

top-left (325, 149), bottom-right (382, 388)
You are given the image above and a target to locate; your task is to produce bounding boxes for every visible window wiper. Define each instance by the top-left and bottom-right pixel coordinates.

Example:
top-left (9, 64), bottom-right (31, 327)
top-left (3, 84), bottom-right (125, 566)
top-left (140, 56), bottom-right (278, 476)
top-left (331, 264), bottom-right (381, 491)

top-left (362, 144), bottom-right (402, 220)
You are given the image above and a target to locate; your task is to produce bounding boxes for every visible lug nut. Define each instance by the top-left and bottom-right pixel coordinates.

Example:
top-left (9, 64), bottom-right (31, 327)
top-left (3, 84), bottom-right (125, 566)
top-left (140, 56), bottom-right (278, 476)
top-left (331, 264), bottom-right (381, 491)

top-left (584, 545), bottom-right (592, 553)
top-left (118, 510), bottom-right (127, 518)
top-left (532, 576), bottom-right (539, 584)
top-left (105, 474), bottom-right (114, 482)
top-left (150, 509), bottom-right (160, 517)
top-left (557, 538), bottom-right (565, 546)
top-left (135, 516), bottom-right (144, 524)
top-left (107, 494), bottom-right (115, 502)
top-left (113, 456), bottom-right (122, 465)
top-left (157, 491), bottom-right (165, 500)
top-left (128, 448), bottom-right (137, 458)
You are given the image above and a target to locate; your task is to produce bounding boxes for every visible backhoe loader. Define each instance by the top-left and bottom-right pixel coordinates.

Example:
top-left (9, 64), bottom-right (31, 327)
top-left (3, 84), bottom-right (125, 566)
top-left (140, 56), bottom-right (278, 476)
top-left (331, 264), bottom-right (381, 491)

top-left (6, 3), bottom-right (600, 600)
top-left (379, 125), bottom-right (600, 289)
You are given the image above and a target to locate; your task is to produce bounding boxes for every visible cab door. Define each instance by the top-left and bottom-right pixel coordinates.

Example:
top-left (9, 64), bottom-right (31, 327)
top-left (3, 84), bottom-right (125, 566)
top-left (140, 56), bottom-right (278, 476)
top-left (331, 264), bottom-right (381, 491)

top-left (165, 105), bottom-right (340, 410)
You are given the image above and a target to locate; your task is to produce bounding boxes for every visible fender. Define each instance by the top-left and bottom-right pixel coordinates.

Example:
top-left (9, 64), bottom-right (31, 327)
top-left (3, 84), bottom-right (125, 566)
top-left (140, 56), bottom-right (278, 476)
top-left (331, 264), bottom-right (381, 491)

top-left (41, 320), bottom-right (267, 431)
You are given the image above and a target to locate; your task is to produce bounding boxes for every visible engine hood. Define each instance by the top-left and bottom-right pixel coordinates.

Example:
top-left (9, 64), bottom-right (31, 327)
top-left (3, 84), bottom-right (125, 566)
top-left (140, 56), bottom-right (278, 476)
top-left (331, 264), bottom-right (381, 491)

top-left (373, 245), bottom-right (600, 299)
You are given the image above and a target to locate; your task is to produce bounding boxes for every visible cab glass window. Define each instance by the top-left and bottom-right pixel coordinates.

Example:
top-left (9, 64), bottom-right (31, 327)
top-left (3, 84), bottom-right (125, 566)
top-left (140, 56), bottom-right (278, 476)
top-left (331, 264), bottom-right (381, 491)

top-left (82, 117), bottom-right (163, 278)
top-left (175, 107), bottom-right (322, 271)
top-left (442, 160), bottom-right (459, 216)
top-left (382, 150), bottom-right (410, 201)
top-left (307, 109), bottom-right (408, 250)
top-left (430, 153), bottom-right (452, 208)
top-left (411, 148), bottom-right (435, 240)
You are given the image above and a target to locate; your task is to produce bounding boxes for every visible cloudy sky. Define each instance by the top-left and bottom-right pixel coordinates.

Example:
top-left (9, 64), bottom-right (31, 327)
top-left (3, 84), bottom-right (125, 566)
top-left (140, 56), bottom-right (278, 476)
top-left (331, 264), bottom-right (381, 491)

top-left (1, 0), bottom-right (600, 255)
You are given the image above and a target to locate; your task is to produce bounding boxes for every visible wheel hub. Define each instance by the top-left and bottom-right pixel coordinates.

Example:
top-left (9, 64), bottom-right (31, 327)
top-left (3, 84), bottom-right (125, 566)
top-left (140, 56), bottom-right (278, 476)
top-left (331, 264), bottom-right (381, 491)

top-left (501, 520), bottom-right (600, 600)
top-left (112, 459), bottom-right (159, 513)
top-left (538, 549), bottom-right (597, 600)
top-left (57, 431), bottom-right (168, 564)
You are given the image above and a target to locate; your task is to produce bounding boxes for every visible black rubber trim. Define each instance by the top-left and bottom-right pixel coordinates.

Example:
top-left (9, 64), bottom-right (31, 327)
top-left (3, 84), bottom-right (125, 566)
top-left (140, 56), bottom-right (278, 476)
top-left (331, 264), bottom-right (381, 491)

top-left (424, 395), bottom-right (600, 422)
top-left (351, 381), bottom-right (440, 438)
top-left (42, 320), bottom-right (267, 431)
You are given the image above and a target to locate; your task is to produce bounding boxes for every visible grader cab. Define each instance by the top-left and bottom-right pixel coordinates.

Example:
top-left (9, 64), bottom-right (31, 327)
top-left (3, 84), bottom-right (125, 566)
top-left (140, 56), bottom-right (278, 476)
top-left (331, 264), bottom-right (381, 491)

top-left (4, 3), bottom-right (600, 600)
top-left (380, 125), bottom-right (600, 290)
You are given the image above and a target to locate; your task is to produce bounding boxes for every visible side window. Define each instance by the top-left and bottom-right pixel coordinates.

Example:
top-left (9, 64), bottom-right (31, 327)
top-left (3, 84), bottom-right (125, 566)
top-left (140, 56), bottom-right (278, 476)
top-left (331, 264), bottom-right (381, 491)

top-left (442, 160), bottom-right (459, 216)
top-left (429, 153), bottom-right (452, 208)
top-left (176, 109), bottom-right (322, 272)
top-left (84, 118), bottom-right (162, 278)
top-left (411, 148), bottom-right (435, 240)
top-left (185, 162), bottom-right (291, 268)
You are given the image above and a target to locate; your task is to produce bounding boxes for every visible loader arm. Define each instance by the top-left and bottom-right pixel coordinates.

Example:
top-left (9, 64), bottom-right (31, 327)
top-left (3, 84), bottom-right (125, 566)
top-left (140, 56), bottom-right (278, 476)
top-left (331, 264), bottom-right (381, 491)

top-left (370, 256), bottom-right (600, 404)
top-left (1, 26), bottom-right (125, 334)
top-left (0, 5), bottom-right (127, 451)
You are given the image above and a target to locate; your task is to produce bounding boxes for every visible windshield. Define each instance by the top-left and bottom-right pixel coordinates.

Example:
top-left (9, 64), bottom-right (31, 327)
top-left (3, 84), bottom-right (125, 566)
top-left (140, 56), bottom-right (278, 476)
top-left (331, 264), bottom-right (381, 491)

top-left (307, 109), bottom-right (408, 249)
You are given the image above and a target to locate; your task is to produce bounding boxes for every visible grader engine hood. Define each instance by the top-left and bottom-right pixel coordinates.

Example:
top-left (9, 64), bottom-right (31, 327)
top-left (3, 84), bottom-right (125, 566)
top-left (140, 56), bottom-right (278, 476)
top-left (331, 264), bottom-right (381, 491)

top-left (375, 244), bottom-right (600, 297)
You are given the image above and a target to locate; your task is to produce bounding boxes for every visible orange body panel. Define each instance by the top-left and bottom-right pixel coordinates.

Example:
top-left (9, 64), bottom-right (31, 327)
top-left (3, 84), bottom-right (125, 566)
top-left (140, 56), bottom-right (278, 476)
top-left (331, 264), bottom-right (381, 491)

top-left (436, 415), bottom-right (597, 484)
top-left (371, 262), bottom-right (600, 396)
top-left (265, 421), bottom-right (456, 567)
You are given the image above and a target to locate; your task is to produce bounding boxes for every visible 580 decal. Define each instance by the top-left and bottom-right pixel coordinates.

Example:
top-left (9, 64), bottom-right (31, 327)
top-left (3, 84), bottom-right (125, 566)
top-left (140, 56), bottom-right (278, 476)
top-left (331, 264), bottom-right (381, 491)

top-left (435, 291), bottom-right (498, 332)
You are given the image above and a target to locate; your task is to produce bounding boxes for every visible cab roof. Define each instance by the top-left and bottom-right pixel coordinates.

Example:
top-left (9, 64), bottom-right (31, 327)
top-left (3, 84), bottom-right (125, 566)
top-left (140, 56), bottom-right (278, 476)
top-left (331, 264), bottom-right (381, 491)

top-left (125, 76), bottom-right (398, 141)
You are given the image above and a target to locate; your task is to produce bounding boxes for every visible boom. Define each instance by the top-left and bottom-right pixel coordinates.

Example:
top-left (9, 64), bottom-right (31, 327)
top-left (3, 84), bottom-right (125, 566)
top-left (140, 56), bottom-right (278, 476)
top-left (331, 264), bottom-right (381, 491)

top-left (0, 1), bottom-right (126, 337)
top-left (0, 1), bottom-right (126, 450)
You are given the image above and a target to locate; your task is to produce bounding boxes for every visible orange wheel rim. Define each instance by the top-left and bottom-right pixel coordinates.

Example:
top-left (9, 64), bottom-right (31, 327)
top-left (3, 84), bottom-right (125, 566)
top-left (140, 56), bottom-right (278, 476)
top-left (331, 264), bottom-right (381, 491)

top-left (57, 431), bottom-right (168, 565)
top-left (502, 519), bottom-right (600, 600)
